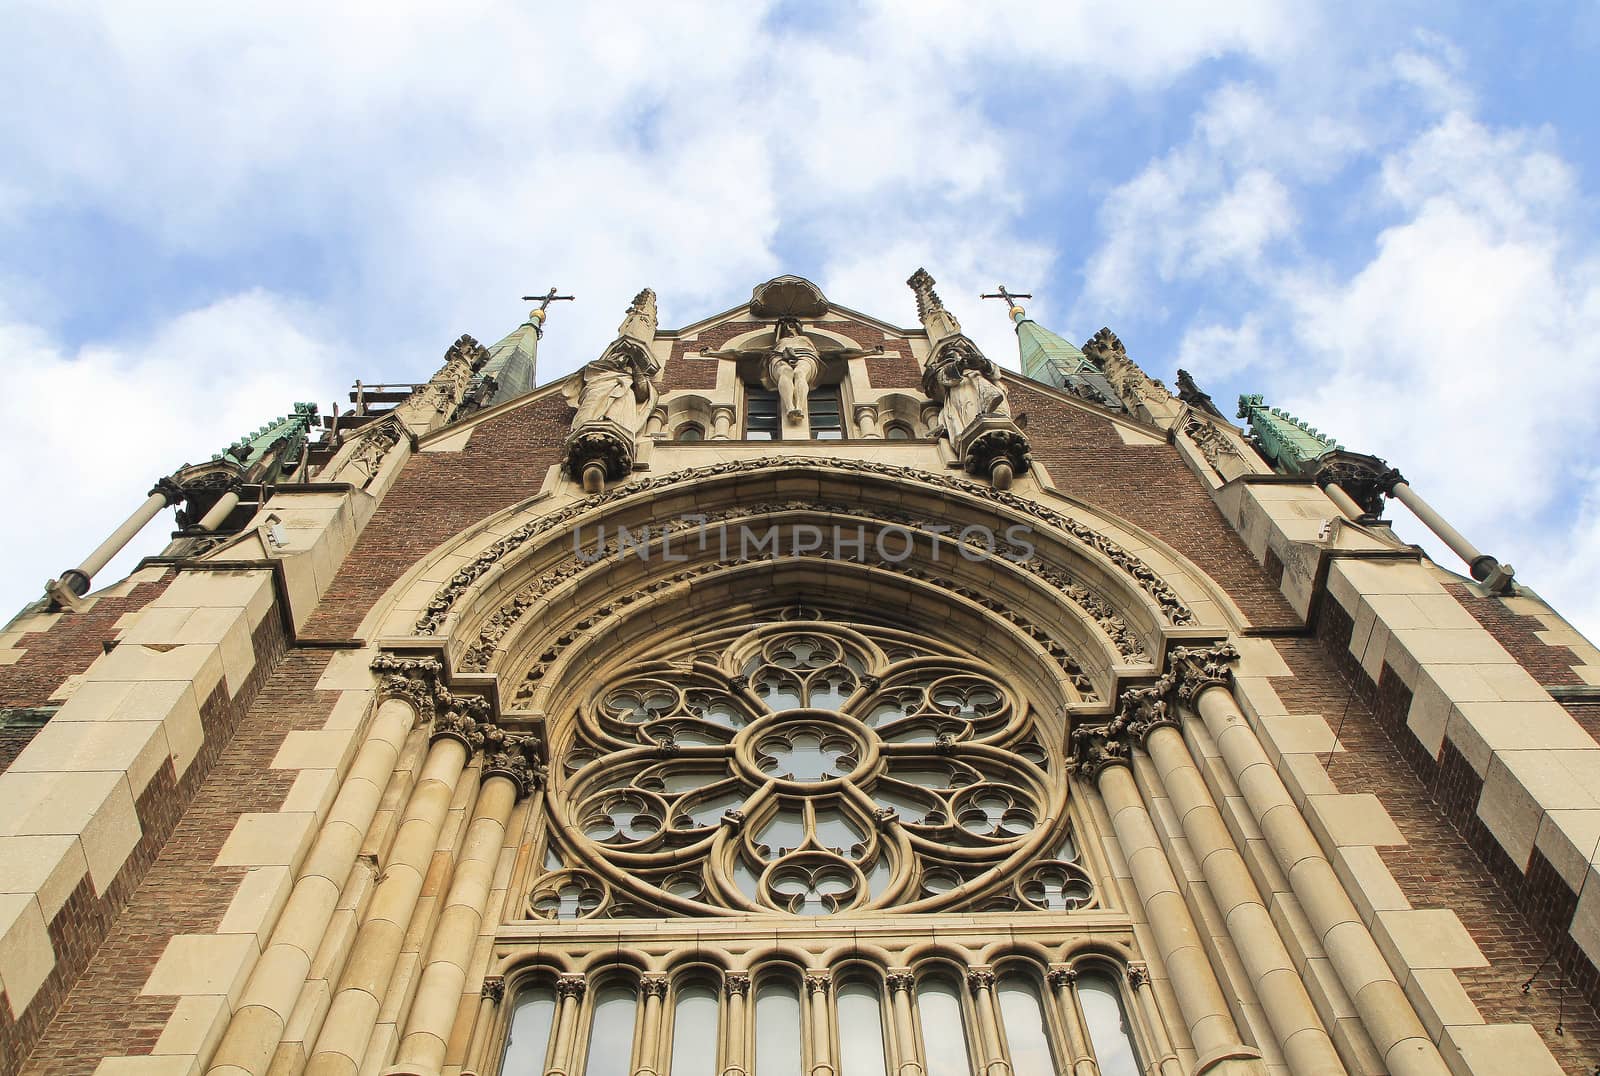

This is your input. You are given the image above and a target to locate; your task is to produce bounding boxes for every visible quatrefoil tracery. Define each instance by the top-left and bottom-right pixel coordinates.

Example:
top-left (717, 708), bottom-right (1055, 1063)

top-left (546, 623), bottom-right (1084, 917)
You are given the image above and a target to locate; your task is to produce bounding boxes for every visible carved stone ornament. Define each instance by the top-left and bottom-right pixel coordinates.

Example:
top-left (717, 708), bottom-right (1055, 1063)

top-left (1083, 327), bottom-right (1166, 413)
top-left (1170, 641), bottom-right (1239, 705)
top-left (921, 338), bottom-right (1031, 488)
top-left (1127, 963), bottom-right (1150, 989)
top-left (1067, 722), bottom-right (1133, 781)
top-left (1045, 966), bottom-right (1078, 989)
top-left (750, 275), bottom-right (830, 319)
top-left (803, 972), bottom-right (832, 996)
top-left (965, 968), bottom-right (997, 993)
top-left (370, 652), bottom-right (447, 721)
top-left (555, 973), bottom-right (588, 1000)
top-left (481, 975), bottom-right (505, 1003)
top-left (885, 971), bottom-right (915, 993)
top-left (640, 975), bottom-right (670, 999)
top-left (480, 725), bottom-right (547, 797)
top-left (566, 328), bottom-right (660, 491)
top-left (724, 973), bottom-right (752, 997)
top-left (410, 455), bottom-right (1195, 639)
top-left (149, 475), bottom-right (188, 507)
top-left (1310, 450), bottom-right (1404, 518)
top-left (1117, 675), bottom-right (1180, 745)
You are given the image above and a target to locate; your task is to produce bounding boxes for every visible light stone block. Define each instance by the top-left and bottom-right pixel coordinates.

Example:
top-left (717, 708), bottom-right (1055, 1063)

top-left (215, 812), bottom-right (317, 869)
top-left (91, 1057), bottom-right (201, 1076)
top-left (172, 606), bottom-right (256, 698)
top-left (1330, 846), bottom-right (1411, 926)
top-left (1405, 676), bottom-right (1452, 759)
top-left (1572, 866), bottom-right (1600, 968)
top-left (56, 680), bottom-right (205, 779)
top-left (1388, 627), bottom-right (1512, 666)
top-left (1332, 558), bottom-right (1443, 597)
top-left (217, 865), bottom-right (294, 947)
top-left (85, 643), bottom-right (224, 708)
top-left (0, 770), bottom-right (142, 892)
top-left (0, 834), bottom-right (89, 920)
top-left (1257, 714), bottom-right (1340, 759)
top-left (272, 728), bottom-right (358, 772)
top-left (1444, 701), bottom-right (1597, 774)
top-left (1373, 909), bottom-right (1486, 973)
top-left (1306, 794), bottom-right (1405, 848)
top-left (0, 893), bottom-right (54, 1017)
top-left (1403, 969), bottom-right (1481, 1042)
top-left (1439, 1023), bottom-right (1563, 1075)
top-left (1534, 810), bottom-right (1600, 889)
top-left (10, 719), bottom-right (171, 797)
top-left (152, 568), bottom-right (273, 617)
top-left (281, 768), bottom-right (341, 822)
top-left (153, 993), bottom-right (232, 1058)
top-left (315, 649), bottom-right (383, 692)
top-left (142, 932), bottom-right (259, 1000)
top-left (118, 606), bottom-right (198, 644)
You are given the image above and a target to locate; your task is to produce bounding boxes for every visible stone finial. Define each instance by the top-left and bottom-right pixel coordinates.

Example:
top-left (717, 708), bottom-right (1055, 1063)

top-left (906, 267), bottom-right (963, 341)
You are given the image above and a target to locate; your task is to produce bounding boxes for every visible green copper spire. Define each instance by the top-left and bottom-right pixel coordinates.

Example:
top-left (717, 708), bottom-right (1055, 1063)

top-left (1236, 394), bottom-right (1339, 476)
top-left (1006, 303), bottom-right (1124, 411)
top-left (218, 402), bottom-right (319, 472)
top-left (479, 310), bottom-right (544, 404)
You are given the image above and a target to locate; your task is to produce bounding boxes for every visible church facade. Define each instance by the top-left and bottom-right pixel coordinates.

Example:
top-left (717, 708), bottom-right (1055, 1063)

top-left (3, 273), bottom-right (1599, 1076)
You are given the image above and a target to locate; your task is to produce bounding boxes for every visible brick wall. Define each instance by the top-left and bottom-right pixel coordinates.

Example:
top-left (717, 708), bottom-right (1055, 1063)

top-left (301, 394), bottom-right (571, 639)
top-left (0, 572), bottom-right (174, 712)
top-left (6, 611), bottom-right (290, 1076)
top-left (1448, 584), bottom-right (1586, 687)
top-left (1281, 622), bottom-right (1600, 1073)
top-left (661, 318), bottom-right (922, 394)
top-left (1012, 382), bottom-right (1299, 629)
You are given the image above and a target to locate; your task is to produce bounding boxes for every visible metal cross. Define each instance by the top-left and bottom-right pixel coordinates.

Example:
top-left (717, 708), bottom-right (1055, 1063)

top-left (980, 284), bottom-right (1032, 307)
top-left (521, 286), bottom-right (575, 311)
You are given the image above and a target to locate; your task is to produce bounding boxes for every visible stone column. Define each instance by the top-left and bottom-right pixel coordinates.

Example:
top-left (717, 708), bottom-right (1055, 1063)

top-left (1125, 965), bottom-right (1183, 1076)
top-left (208, 675), bottom-right (427, 1076)
top-left (805, 972), bottom-right (834, 1076)
top-left (853, 403), bottom-right (882, 439)
top-left (386, 733), bottom-right (540, 1076)
top-left (1181, 648), bottom-right (1447, 1076)
top-left (918, 403), bottom-right (941, 440)
top-left (710, 405), bottom-right (737, 441)
top-left (1077, 739), bottom-right (1261, 1075)
top-left (304, 710), bottom-right (480, 1076)
top-left (53, 477), bottom-right (184, 599)
top-left (884, 971), bottom-right (924, 1076)
top-left (1388, 480), bottom-right (1510, 584)
top-left (636, 976), bottom-right (669, 1076)
top-left (645, 406), bottom-right (667, 439)
top-left (722, 973), bottom-right (751, 1076)
top-left (1137, 715), bottom-right (1342, 1076)
top-left (197, 484), bottom-right (244, 532)
top-left (965, 968), bottom-right (1010, 1076)
top-left (458, 976), bottom-right (504, 1076)
top-left (548, 974), bottom-right (589, 1076)
top-left (1045, 967), bottom-right (1096, 1076)
top-left (1321, 482), bottom-right (1366, 522)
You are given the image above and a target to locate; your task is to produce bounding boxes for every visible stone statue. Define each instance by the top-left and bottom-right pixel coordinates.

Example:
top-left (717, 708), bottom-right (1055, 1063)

top-left (573, 341), bottom-right (658, 434)
top-left (764, 318), bottom-right (823, 423)
top-left (928, 342), bottom-right (1009, 443)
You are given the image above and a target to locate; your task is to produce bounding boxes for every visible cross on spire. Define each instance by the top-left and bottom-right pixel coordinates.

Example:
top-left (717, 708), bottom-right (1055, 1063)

top-left (980, 285), bottom-right (1032, 309)
top-left (521, 286), bottom-right (575, 312)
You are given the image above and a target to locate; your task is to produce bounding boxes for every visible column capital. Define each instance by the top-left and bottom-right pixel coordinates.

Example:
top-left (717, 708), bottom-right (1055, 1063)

top-left (965, 968), bottom-right (996, 994)
top-left (885, 970), bottom-right (915, 993)
top-left (1126, 962), bottom-right (1150, 989)
top-left (555, 973), bottom-right (588, 1000)
top-left (1068, 722), bottom-right (1134, 781)
top-left (148, 475), bottom-right (187, 505)
top-left (1311, 450), bottom-right (1404, 517)
top-left (480, 725), bottom-right (547, 796)
top-left (724, 972), bottom-right (751, 998)
top-left (1168, 641), bottom-right (1239, 706)
top-left (710, 402), bottom-right (738, 419)
top-left (481, 975), bottom-right (505, 1003)
top-left (640, 975), bottom-right (670, 999)
top-left (803, 972), bottom-right (832, 996)
top-left (1045, 965), bottom-right (1077, 989)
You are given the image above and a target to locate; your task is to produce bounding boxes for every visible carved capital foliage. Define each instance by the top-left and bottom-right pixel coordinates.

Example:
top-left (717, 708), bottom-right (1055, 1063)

top-left (1068, 722), bottom-right (1133, 781)
top-left (1311, 450), bottom-right (1404, 517)
top-left (959, 419), bottom-right (1032, 484)
top-left (885, 971), bottom-right (915, 993)
top-left (371, 652), bottom-right (447, 720)
top-left (480, 725), bottom-right (547, 797)
top-left (1126, 962), bottom-right (1150, 989)
top-left (555, 973), bottom-right (588, 1000)
top-left (724, 973), bottom-right (752, 997)
top-left (640, 975), bottom-right (670, 999)
top-left (965, 968), bottom-right (996, 994)
top-left (804, 972), bottom-right (832, 996)
top-left (149, 476), bottom-right (187, 506)
top-left (1169, 641), bottom-right (1239, 706)
top-left (481, 975), bottom-right (505, 1003)
top-left (563, 421), bottom-right (636, 484)
top-left (1046, 966), bottom-right (1078, 989)
top-left (1116, 675), bottom-right (1180, 746)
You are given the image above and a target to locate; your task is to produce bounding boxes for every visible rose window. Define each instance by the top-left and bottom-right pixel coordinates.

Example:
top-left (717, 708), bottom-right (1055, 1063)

top-left (538, 621), bottom-right (1094, 917)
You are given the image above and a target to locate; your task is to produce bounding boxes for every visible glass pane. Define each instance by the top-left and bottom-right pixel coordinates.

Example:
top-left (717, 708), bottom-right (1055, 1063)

top-left (677, 425), bottom-right (704, 441)
top-left (837, 981), bottom-right (888, 1076)
top-left (671, 985), bottom-right (719, 1076)
top-left (1077, 972), bottom-right (1142, 1076)
top-left (917, 977), bottom-right (971, 1076)
top-left (755, 979), bottom-right (804, 1076)
top-left (502, 985), bottom-right (556, 1074)
top-left (885, 424), bottom-right (912, 440)
top-left (585, 983), bottom-right (638, 1076)
top-left (996, 975), bottom-right (1054, 1076)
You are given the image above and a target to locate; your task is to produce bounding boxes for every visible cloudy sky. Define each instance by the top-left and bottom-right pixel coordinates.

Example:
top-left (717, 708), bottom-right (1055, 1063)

top-left (3, 2), bottom-right (1598, 641)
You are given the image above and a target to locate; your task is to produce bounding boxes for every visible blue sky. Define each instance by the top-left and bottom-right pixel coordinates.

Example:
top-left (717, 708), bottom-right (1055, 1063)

top-left (2, 2), bottom-right (1598, 642)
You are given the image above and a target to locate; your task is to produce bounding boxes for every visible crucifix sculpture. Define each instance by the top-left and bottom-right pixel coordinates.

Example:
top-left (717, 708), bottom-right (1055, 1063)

top-left (521, 286), bottom-right (576, 311)
top-left (980, 284), bottom-right (1032, 309)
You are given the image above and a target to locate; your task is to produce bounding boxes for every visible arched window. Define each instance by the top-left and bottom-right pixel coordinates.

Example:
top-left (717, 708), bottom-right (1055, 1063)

top-left (1075, 969), bottom-right (1142, 1076)
top-left (669, 980), bottom-right (720, 1076)
top-left (755, 974), bottom-right (805, 1076)
top-left (675, 422), bottom-right (704, 442)
top-left (916, 972), bottom-right (973, 1076)
top-left (835, 973), bottom-right (889, 1076)
top-left (995, 971), bottom-right (1056, 1076)
top-left (884, 422), bottom-right (914, 440)
top-left (584, 979), bottom-right (639, 1076)
top-left (501, 982), bottom-right (557, 1074)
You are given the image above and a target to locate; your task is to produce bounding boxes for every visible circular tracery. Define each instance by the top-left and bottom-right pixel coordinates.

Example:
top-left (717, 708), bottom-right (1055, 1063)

top-left (541, 620), bottom-right (1092, 917)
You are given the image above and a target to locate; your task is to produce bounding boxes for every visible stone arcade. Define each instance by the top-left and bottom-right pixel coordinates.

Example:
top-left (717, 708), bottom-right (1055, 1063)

top-left (3, 273), bottom-right (1600, 1076)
